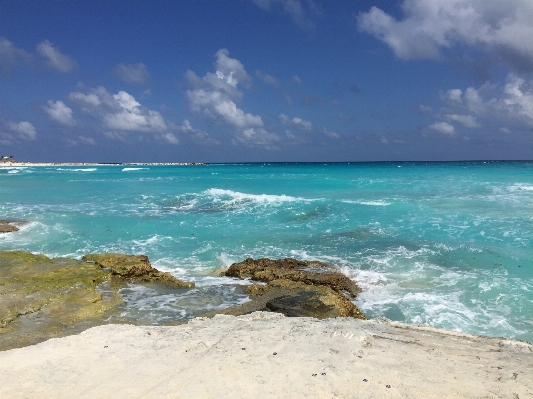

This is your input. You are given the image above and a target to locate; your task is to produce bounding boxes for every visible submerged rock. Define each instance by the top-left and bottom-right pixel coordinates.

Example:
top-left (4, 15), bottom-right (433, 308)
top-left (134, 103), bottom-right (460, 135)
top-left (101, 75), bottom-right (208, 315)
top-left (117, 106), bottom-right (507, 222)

top-left (205, 258), bottom-right (365, 320)
top-left (82, 253), bottom-right (194, 288)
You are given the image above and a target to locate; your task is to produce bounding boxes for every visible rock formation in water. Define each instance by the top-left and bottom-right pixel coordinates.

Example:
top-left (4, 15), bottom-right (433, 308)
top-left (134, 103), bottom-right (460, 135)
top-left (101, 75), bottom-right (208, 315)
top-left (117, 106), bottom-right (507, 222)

top-left (205, 257), bottom-right (365, 320)
top-left (0, 220), bottom-right (25, 233)
top-left (82, 253), bottom-right (195, 288)
top-left (0, 251), bottom-right (194, 351)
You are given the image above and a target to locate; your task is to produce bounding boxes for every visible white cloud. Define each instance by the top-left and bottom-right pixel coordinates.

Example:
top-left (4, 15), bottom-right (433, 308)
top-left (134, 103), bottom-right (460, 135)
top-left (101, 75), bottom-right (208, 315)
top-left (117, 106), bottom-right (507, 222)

top-left (380, 137), bottom-right (389, 144)
top-left (233, 127), bottom-right (280, 148)
top-left (43, 100), bottom-right (76, 126)
top-left (292, 75), bottom-right (301, 84)
top-left (255, 70), bottom-right (280, 87)
top-left (279, 113), bottom-right (313, 131)
top-left (115, 63), bottom-right (151, 85)
top-left (439, 74), bottom-right (533, 127)
top-left (36, 40), bottom-right (77, 73)
top-left (0, 37), bottom-right (32, 71)
top-left (9, 121), bottom-right (37, 140)
top-left (161, 132), bottom-right (179, 145)
top-left (358, 0), bottom-right (533, 69)
top-left (69, 91), bottom-right (102, 107)
top-left (446, 114), bottom-right (480, 128)
top-left (429, 121), bottom-right (455, 135)
top-left (252, 0), bottom-right (318, 29)
top-left (171, 120), bottom-right (220, 146)
top-left (69, 87), bottom-right (167, 132)
top-left (103, 131), bottom-right (128, 142)
top-left (320, 127), bottom-right (340, 139)
top-left (444, 89), bottom-right (463, 102)
top-left (186, 49), bottom-right (273, 146)
top-left (78, 136), bottom-right (96, 146)
top-left (104, 91), bottom-right (166, 132)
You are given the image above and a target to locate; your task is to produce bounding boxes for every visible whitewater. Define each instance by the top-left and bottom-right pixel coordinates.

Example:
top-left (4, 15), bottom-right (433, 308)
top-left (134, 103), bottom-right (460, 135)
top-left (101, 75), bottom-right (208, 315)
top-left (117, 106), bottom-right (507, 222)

top-left (1, 162), bottom-right (532, 342)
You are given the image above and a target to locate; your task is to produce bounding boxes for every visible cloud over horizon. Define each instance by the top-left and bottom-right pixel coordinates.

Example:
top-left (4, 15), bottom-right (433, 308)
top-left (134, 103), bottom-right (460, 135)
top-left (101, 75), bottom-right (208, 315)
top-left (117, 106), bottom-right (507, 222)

top-left (358, 0), bottom-right (533, 71)
top-left (36, 40), bottom-right (77, 73)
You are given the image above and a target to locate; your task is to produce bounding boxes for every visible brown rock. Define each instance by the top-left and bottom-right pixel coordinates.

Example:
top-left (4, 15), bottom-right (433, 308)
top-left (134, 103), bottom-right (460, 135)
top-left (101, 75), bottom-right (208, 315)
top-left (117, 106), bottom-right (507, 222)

top-left (0, 220), bottom-right (25, 234)
top-left (224, 257), bottom-right (361, 297)
top-left (82, 253), bottom-right (194, 288)
top-left (205, 258), bottom-right (366, 320)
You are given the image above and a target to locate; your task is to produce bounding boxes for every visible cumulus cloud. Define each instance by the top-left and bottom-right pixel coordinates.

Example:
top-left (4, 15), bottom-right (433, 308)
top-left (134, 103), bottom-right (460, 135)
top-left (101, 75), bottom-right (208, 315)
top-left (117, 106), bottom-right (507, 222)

top-left (446, 113), bottom-right (481, 128)
top-left (429, 121), bottom-right (456, 135)
top-left (8, 121), bottom-right (37, 140)
top-left (233, 127), bottom-right (280, 148)
top-left (252, 0), bottom-right (319, 29)
top-left (279, 113), bottom-right (313, 131)
top-left (105, 91), bottom-right (166, 131)
top-left (43, 100), bottom-right (76, 126)
top-left (161, 132), bottom-right (179, 145)
top-left (438, 74), bottom-right (533, 128)
top-left (186, 49), bottom-right (277, 146)
top-left (36, 40), bottom-right (77, 73)
top-left (358, 0), bottom-right (533, 71)
top-left (255, 70), bottom-right (280, 87)
top-left (0, 37), bottom-right (32, 72)
top-left (443, 89), bottom-right (463, 102)
top-left (115, 63), bottom-right (151, 85)
top-left (320, 127), bottom-right (340, 139)
top-left (69, 86), bottom-right (166, 132)
top-left (171, 120), bottom-right (220, 146)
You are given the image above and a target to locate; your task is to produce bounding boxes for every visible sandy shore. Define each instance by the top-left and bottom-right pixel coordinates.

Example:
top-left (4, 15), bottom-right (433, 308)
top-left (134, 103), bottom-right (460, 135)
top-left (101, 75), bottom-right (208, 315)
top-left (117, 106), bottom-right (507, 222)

top-left (0, 312), bottom-right (531, 398)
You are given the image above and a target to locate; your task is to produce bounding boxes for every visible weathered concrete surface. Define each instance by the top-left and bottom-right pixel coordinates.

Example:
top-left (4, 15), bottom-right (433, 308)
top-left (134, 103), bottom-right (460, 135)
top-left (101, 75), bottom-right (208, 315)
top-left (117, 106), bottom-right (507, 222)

top-left (83, 253), bottom-right (195, 288)
top-left (0, 312), bottom-right (531, 399)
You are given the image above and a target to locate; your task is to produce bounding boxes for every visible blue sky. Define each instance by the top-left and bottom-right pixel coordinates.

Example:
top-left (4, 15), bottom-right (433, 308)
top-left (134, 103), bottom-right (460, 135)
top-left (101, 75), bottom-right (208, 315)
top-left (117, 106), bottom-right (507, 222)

top-left (1, 0), bottom-right (532, 162)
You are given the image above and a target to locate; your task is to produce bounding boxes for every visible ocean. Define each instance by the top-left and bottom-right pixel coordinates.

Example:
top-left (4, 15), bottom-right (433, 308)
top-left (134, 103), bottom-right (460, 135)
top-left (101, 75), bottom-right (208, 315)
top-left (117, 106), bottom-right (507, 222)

top-left (1, 162), bottom-right (532, 342)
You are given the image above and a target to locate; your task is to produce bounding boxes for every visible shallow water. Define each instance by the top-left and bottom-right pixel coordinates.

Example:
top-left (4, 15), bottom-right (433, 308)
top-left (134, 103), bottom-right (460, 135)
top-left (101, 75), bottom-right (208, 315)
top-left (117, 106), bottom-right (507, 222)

top-left (1, 162), bottom-right (532, 341)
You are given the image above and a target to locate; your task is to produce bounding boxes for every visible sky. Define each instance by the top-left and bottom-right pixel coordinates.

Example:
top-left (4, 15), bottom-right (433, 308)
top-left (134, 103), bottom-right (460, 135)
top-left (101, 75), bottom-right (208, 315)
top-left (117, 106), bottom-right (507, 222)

top-left (1, 0), bottom-right (533, 162)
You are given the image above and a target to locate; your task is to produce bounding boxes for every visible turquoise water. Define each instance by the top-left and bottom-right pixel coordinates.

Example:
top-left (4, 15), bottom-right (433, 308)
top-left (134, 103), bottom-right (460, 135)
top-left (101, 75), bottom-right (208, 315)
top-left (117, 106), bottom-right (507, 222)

top-left (1, 162), bottom-right (532, 341)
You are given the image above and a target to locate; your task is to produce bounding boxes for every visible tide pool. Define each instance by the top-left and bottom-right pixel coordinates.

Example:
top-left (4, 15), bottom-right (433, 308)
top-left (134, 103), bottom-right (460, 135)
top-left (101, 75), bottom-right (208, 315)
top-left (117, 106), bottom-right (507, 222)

top-left (1, 162), bottom-right (532, 341)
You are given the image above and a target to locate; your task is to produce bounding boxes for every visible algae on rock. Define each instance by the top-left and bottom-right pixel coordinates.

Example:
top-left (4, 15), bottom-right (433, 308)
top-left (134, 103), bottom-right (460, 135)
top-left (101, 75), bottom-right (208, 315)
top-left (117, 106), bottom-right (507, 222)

top-left (82, 253), bottom-right (195, 288)
top-left (0, 251), bottom-right (123, 350)
top-left (0, 251), bottom-right (195, 351)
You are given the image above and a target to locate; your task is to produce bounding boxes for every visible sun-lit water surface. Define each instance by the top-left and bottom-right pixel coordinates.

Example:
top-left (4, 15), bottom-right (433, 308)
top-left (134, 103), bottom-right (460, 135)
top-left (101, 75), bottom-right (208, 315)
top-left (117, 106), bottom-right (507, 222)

top-left (1, 162), bottom-right (532, 341)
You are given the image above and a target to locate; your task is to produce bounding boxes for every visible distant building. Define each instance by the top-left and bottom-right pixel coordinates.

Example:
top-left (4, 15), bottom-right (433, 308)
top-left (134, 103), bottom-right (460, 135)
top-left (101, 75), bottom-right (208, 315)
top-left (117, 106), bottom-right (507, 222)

top-left (1, 156), bottom-right (16, 163)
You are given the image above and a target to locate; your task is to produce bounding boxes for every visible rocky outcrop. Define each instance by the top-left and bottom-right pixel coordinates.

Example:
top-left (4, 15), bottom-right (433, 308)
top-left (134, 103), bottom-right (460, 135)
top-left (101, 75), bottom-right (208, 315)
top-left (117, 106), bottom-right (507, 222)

top-left (0, 220), bottom-right (25, 233)
top-left (224, 257), bottom-right (361, 297)
top-left (204, 258), bottom-right (365, 320)
top-left (82, 253), bottom-right (194, 288)
top-left (0, 251), bottom-right (194, 351)
top-left (0, 251), bottom-right (123, 350)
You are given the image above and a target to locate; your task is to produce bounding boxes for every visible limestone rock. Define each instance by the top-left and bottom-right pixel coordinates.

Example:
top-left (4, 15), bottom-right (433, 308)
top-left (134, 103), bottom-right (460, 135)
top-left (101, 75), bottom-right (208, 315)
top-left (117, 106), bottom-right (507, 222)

top-left (224, 257), bottom-right (361, 297)
top-left (207, 258), bottom-right (366, 320)
top-left (0, 251), bottom-right (123, 351)
top-left (0, 220), bottom-right (25, 234)
top-left (82, 253), bottom-right (194, 288)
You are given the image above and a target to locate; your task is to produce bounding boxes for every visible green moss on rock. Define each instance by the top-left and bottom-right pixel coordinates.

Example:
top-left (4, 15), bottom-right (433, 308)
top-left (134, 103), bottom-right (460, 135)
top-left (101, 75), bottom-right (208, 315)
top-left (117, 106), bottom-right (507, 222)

top-left (82, 253), bottom-right (194, 288)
